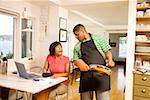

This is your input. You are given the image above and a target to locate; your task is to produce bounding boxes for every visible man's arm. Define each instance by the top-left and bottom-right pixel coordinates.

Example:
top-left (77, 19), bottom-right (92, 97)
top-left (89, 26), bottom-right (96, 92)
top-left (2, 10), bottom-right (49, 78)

top-left (105, 50), bottom-right (115, 67)
top-left (74, 59), bottom-right (89, 71)
top-left (73, 43), bottom-right (89, 71)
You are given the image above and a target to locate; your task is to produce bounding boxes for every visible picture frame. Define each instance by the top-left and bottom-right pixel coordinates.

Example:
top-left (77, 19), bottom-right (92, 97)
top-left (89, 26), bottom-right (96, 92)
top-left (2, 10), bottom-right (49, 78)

top-left (59, 17), bottom-right (67, 30)
top-left (59, 29), bottom-right (67, 42)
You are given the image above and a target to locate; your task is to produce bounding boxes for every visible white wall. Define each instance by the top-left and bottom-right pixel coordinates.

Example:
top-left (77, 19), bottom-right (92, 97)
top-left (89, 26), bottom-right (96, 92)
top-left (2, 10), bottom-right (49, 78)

top-left (38, 4), bottom-right (60, 66)
top-left (59, 7), bottom-right (69, 57)
top-left (38, 5), bottom-right (70, 66)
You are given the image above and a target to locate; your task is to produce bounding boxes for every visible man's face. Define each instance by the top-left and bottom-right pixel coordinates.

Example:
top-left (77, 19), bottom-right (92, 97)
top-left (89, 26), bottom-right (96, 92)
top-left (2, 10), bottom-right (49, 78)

top-left (74, 30), bottom-right (85, 41)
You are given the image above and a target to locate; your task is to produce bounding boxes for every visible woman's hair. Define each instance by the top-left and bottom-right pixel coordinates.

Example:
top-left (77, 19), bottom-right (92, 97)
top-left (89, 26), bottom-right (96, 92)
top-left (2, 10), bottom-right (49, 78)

top-left (49, 41), bottom-right (62, 56)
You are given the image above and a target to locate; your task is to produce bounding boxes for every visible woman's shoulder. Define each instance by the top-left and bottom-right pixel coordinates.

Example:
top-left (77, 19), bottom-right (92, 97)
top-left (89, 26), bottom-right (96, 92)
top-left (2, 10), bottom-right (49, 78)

top-left (46, 55), bottom-right (54, 60)
top-left (62, 56), bottom-right (69, 61)
top-left (62, 55), bottom-right (69, 59)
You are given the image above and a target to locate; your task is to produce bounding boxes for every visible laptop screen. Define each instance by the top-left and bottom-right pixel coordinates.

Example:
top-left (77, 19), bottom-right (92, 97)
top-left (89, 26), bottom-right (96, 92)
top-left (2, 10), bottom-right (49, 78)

top-left (15, 62), bottom-right (29, 79)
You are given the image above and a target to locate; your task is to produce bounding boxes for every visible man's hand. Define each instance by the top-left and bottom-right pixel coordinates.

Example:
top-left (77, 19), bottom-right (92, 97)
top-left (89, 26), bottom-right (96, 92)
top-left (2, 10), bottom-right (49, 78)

top-left (106, 59), bottom-right (115, 67)
top-left (79, 65), bottom-right (89, 71)
top-left (105, 51), bottom-right (115, 67)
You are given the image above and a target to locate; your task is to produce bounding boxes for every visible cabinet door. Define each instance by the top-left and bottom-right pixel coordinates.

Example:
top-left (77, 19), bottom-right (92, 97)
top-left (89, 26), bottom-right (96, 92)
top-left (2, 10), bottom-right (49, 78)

top-left (134, 85), bottom-right (150, 98)
top-left (134, 73), bottom-right (150, 86)
top-left (134, 96), bottom-right (150, 100)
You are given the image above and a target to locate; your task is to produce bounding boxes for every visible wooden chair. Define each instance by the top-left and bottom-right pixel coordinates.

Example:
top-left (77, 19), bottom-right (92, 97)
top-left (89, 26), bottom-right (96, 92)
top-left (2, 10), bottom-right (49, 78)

top-left (55, 60), bottom-right (75, 100)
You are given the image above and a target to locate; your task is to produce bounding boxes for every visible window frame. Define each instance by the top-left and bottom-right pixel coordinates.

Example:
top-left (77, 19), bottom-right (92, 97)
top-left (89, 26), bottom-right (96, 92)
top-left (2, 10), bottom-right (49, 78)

top-left (0, 8), bottom-right (20, 59)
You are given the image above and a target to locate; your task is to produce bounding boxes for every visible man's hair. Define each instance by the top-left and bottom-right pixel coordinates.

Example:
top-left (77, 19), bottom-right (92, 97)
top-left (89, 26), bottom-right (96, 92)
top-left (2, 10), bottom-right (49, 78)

top-left (73, 24), bottom-right (85, 33)
top-left (49, 41), bottom-right (62, 56)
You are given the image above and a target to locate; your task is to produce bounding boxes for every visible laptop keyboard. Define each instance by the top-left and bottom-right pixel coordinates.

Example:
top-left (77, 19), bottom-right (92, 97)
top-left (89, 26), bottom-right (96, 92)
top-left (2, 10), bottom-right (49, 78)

top-left (29, 73), bottom-right (42, 78)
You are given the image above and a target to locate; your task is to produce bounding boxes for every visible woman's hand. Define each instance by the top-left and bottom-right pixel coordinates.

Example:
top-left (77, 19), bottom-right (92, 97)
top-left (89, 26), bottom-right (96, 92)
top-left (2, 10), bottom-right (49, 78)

top-left (50, 74), bottom-right (60, 78)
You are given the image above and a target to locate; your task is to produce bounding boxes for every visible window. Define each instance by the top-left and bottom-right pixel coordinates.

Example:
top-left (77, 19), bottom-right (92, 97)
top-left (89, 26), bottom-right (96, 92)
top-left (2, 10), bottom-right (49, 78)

top-left (0, 14), bottom-right (14, 59)
top-left (21, 18), bottom-right (33, 58)
top-left (0, 8), bottom-right (18, 59)
top-left (119, 37), bottom-right (127, 58)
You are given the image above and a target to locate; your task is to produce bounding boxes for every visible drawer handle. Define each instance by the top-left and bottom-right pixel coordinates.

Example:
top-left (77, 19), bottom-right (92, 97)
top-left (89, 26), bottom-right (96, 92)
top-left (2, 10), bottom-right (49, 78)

top-left (142, 77), bottom-right (147, 81)
top-left (141, 89), bottom-right (146, 93)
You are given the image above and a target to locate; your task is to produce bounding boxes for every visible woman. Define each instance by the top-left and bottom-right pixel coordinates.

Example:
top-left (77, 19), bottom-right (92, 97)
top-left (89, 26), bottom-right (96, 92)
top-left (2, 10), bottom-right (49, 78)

top-left (43, 41), bottom-right (69, 100)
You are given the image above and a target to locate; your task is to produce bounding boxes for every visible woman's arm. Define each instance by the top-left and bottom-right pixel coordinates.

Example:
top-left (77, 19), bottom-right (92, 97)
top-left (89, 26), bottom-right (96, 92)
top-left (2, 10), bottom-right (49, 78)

top-left (51, 62), bottom-right (70, 78)
top-left (43, 61), bottom-right (49, 73)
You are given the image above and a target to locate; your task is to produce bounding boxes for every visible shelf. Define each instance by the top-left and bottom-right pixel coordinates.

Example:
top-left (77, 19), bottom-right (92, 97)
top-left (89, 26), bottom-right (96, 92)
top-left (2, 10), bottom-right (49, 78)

top-left (136, 30), bottom-right (150, 33)
top-left (137, 6), bottom-right (150, 10)
top-left (136, 16), bottom-right (150, 21)
top-left (136, 41), bottom-right (150, 45)
top-left (135, 52), bottom-right (150, 56)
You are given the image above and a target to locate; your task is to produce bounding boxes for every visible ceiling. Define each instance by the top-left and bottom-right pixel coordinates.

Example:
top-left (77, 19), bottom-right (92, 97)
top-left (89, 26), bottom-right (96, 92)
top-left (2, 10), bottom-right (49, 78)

top-left (66, 1), bottom-right (128, 25)
top-left (27, 0), bottom-right (129, 30)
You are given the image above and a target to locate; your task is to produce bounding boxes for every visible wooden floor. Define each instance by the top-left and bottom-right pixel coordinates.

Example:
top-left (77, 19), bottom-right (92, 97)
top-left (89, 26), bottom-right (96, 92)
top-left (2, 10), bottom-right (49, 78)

top-left (68, 65), bottom-right (125, 100)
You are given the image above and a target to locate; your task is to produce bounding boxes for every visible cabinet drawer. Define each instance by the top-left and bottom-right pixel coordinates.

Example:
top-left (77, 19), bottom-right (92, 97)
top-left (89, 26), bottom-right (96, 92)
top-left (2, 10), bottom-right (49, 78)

top-left (134, 96), bottom-right (150, 100)
top-left (134, 73), bottom-right (150, 86)
top-left (134, 85), bottom-right (150, 98)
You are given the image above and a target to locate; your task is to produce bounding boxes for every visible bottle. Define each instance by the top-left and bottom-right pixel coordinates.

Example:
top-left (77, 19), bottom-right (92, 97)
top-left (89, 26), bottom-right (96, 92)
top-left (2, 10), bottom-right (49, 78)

top-left (2, 57), bottom-right (8, 74)
top-left (0, 58), bottom-right (2, 74)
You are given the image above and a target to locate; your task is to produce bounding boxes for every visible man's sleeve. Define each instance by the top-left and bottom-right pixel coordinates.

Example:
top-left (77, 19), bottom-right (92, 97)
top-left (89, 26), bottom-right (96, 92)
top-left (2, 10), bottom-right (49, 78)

top-left (99, 36), bottom-right (111, 53)
top-left (73, 43), bottom-right (80, 60)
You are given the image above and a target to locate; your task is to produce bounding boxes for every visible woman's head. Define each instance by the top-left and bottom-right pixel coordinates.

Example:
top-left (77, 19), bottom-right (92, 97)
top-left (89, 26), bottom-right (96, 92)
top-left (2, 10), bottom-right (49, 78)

top-left (49, 41), bottom-right (63, 56)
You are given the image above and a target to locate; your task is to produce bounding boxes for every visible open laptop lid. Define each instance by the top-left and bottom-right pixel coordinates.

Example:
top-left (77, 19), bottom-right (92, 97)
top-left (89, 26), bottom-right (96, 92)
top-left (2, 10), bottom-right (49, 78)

top-left (15, 61), bottom-right (29, 79)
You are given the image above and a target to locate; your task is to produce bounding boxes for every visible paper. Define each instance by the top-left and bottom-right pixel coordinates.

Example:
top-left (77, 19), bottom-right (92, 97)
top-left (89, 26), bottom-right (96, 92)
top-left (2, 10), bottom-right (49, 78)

top-left (35, 77), bottom-right (58, 85)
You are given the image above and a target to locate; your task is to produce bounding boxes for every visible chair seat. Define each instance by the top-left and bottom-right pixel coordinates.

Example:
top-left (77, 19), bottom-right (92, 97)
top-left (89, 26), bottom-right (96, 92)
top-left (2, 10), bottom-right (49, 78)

top-left (56, 93), bottom-right (67, 100)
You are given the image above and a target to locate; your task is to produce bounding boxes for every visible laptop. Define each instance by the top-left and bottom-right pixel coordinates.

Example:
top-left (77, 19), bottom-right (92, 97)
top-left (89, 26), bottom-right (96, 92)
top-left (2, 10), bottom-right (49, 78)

top-left (15, 61), bottom-right (41, 79)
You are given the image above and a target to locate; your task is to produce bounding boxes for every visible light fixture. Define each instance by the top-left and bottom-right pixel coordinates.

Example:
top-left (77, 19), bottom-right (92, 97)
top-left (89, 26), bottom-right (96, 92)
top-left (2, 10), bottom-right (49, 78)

top-left (22, 7), bottom-right (28, 19)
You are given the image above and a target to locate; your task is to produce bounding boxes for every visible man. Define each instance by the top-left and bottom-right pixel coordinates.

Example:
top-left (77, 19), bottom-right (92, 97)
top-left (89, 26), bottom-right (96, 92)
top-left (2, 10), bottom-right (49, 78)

top-left (73, 24), bottom-right (115, 100)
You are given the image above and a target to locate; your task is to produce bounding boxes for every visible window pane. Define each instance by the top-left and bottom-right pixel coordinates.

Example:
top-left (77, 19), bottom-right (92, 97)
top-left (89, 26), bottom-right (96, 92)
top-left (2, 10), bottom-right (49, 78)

top-left (22, 32), bottom-right (32, 58)
top-left (0, 14), bottom-right (13, 59)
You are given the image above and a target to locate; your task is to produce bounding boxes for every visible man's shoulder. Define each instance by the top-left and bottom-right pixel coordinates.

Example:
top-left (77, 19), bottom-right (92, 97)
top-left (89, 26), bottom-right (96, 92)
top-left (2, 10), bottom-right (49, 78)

top-left (74, 42), bottom-right (81, 48)
top-left (91, 33), bottom-right (103, 40)
top-left (91, 34), bottom-right (102, 38)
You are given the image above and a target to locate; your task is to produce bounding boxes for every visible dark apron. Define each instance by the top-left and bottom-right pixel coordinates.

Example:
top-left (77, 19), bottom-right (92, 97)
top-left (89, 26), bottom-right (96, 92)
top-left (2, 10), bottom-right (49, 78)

top-left (79, 34), bottom-right (110, 93)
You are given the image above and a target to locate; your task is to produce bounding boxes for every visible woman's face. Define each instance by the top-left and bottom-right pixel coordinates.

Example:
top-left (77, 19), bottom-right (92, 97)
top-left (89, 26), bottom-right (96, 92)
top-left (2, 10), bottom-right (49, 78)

top-left (54, 44), bottom-right (63, 56)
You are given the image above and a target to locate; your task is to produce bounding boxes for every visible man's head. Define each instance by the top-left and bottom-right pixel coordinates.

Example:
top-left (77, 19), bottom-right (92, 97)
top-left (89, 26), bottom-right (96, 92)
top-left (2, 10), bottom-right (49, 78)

top-left (73, 24), bottom-right (88, 41)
